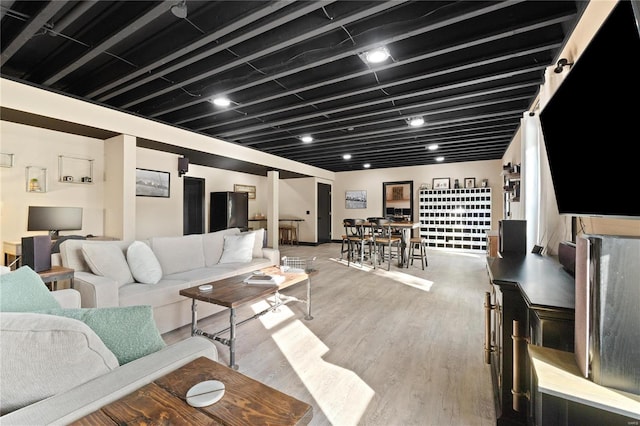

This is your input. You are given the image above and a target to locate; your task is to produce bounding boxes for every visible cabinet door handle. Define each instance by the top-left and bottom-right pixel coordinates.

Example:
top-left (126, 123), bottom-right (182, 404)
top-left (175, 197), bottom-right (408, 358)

top-left (483, 292), bottom-right (496, 364)
top-left (511, 319), bottom-right (530, 412)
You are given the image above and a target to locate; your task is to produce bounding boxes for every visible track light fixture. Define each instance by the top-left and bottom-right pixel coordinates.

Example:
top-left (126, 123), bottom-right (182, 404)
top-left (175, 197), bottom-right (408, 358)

top-left (553, 58), bottom-right (573, 74)
top-left (171, 1), bottom-right (188, 19)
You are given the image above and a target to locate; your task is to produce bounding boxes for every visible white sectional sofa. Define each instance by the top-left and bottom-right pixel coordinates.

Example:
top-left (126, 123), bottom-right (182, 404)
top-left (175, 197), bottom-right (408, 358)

top-left (0, 288), bottom-right (220, 425)
top-left (55, 228), bottom-right (279, 334)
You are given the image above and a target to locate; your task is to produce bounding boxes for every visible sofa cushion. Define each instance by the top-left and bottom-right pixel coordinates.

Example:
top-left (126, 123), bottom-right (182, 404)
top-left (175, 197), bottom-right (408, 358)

top-left (0, 266), bottom-right (61, 312)
top-left (42, 305), bottom-right (166, 365)
top-left (82, 243), bottom-right (134, 286)
top-left (202, 228), bottom-right (241, 267)
top-left (126, 241), bottom-right (162, 284)
top-left (119, 278), bottom-right (190, 309)
top-left (59, 239), bottom-right (130, 272)
top-left (150, 234), bottom-right (205, 275)
top-left (219, 232), bottom-right (255, 264)
top-left (0, 312), bottom-right (118, 415)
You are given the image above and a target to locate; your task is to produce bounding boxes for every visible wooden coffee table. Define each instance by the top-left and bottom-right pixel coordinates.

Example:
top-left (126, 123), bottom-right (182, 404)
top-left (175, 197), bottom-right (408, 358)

top-left (180, 266), bottom-right (313, 369)
top-left (70, 356), bottom-right (313, 425)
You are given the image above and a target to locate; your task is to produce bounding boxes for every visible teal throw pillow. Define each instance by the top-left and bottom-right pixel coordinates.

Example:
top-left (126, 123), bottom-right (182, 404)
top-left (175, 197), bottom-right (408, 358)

top-left (0, 266), bottom-right (61, 312)
top-left (41, 305), bottom-right (166, 365)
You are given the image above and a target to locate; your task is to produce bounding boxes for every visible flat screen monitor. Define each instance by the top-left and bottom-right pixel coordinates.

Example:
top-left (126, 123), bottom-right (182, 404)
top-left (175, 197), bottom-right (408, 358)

top-left (27, 206), bottom-right (83, 238)
top-left (539, 1), bottom-right (640, 219)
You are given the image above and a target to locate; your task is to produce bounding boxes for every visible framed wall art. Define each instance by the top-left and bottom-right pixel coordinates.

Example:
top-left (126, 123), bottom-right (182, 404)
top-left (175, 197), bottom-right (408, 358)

top-left (234, 184), bottom-right (256, 199)
top-left (432, 177), bottom-right (450, 189)
top-left (136, 168), bottom-right (170, 197)
top-left (465, 177), bottom-right (476, 189)
top-left (345, 190), bottom-right (367, 209)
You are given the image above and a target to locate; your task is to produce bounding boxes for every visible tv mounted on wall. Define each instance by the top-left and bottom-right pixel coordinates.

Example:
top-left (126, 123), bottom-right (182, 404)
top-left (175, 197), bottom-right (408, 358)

top-left (27, 206), bottom-right (83, 239)
top-left (539, 1), bottom-right (640, 219)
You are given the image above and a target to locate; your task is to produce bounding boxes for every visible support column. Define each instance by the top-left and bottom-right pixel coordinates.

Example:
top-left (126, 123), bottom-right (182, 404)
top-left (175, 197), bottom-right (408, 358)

top-left (267, 170), bottom-right (279, 249)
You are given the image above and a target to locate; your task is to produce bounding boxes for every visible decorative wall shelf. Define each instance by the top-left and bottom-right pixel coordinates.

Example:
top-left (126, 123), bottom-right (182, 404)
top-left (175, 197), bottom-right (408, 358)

top-left (418, 187), bottom-right (492, 253)
top-left (26, 166), bottom-right (47, 192)
top-left (0, 153), bottom-right (14, 168)
top-left (502, 165), bottom-right (521, 218)
top-left (58, 155), bottom-right (94, 184)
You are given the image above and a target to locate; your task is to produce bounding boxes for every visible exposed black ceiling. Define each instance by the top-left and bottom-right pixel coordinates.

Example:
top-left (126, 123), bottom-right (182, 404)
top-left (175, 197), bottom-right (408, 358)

top-left (0, 0), bottom-right (585, 173)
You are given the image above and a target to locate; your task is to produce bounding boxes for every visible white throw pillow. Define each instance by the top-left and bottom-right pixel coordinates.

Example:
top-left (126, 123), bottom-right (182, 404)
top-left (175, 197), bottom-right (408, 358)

top-left (244, 228), bottom-right (265, 258)
top-left (218, 233), bottom-right (256, 264)
top-left (82, 243), bottom-right (134, 286)
top-left (126, 241), bottom-right (163, 284)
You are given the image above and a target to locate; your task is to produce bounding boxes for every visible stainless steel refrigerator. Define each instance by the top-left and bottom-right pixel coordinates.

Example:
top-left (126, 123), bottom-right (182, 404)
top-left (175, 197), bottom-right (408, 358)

top-left (575, 234), bottom-right (640, 395)
top-left (209, 191), bottom-right (249, 232)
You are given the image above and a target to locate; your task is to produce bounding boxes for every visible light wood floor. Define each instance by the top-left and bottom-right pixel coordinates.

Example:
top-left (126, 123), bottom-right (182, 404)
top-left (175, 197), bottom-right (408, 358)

top-left (163, 243), bottom-right (496, 426)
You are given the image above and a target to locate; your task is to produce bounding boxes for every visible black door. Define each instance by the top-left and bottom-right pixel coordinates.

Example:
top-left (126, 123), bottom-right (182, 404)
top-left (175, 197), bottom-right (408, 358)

top-left (183, 177), bottom-right (205, 235)
top-left (317, 183), bottom-right (331, 243)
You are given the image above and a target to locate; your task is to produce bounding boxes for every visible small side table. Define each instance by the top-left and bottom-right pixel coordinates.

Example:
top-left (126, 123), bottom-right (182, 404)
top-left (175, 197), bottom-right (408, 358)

top-left (3, 241), bottom-right (22, 270)
top-left (38, 266), bottom-right (74, 291)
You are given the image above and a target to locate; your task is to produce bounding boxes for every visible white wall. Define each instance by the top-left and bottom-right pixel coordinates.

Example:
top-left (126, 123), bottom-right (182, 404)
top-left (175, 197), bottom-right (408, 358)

top-left (332, 160), bottom-right (502, 239)
top-left (0, 121), bottom-right (105, 246)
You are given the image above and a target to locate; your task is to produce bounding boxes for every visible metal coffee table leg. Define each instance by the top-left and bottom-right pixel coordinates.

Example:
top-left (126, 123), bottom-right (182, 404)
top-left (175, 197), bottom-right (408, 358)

top-left (229, 307), bottom-right (238, 370)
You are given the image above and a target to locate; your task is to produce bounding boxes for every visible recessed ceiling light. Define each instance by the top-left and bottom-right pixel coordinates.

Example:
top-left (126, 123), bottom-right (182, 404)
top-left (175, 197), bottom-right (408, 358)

top-left (435, 156), bottom-right (445, 162)
top-left (363, 163), bottom-right (371, 168)
top-left (212, 97), bottom-right (230, 107)
top-left (364, 47), bottom-right (390, 64)
top-left (427, 144), bottom-right (438, 151)
top-left (300, 135), bottom-right (313, 143)
top-left (343, 154), bottom-right (352, 160)
top-left (408, 116), bottom-right (424, 127)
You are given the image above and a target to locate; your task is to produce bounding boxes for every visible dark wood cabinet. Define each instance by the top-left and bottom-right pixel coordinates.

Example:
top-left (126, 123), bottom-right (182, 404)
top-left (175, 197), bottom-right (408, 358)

top-left (485, 254), bottom-right (575, 426)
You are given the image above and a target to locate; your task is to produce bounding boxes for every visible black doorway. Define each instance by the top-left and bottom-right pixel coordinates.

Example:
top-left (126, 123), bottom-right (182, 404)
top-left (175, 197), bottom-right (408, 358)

top-left (317, 183), bottom-right (331, 243)
top-left (183, 177), bottom-right (205, 235)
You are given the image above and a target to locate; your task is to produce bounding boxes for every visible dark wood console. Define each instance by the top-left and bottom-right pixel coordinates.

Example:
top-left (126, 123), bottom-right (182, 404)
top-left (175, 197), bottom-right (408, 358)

top-left (485, 253), bottom-right (575, 425)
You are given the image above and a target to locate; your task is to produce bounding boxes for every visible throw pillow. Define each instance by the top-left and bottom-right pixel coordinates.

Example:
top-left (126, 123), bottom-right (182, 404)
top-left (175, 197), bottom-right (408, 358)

top-left (0, 312), bottom-right (119, 415)
top-left (243, 228), bottom-right (265, 258)
top-left (0, 266), bottom-right (61, 312)
top-left (218, 232), bottom-right (256, 264)
top-left (42, 305), bottom-right (166, 365)
top-left (126, 241), bottom-right (162, 284)
top-left (82, 243), bottom-right (134, 286)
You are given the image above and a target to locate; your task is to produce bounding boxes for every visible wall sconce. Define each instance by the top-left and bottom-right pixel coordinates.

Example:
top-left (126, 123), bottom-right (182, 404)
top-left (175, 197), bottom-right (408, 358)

top-left (553, 58), bottom-right (573, 73)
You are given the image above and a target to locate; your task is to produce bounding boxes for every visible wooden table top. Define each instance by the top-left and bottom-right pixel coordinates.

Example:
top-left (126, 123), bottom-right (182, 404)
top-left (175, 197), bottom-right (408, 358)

top-left (179, 266), bottom-right (310, 309)
top-left (37, 265), bottom-right (74, 281)
top-left (70, 356), bottom-right (313, 425)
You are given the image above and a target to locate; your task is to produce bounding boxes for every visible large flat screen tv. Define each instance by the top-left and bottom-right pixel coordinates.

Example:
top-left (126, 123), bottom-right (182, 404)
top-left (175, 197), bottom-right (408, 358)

top-left (27, 206), bottom-right (83, 238)
top-left (539, 1), bottom-right (640, 219)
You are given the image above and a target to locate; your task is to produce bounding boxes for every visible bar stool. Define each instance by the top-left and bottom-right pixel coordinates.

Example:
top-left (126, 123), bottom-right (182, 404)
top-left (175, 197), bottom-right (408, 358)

top-left (369, 218), bottom-right (401, 271)
top-left (408, 236), bottom-right (428, 269)
top-left (279, 225), bottom-right (293, 245)
top-left (342, 219), bottom-right (370, 267)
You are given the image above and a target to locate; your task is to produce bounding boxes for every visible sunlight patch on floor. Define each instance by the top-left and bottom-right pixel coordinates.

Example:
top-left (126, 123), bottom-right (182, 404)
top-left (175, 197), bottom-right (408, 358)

top-left (271, 320), bottom-right (375, 425)
top-left (329, 257), bottom-right (375, 272)
top-left (249, 298), bottom-right (295, 330)
top-left (372, 268), bottom-right (434, 291)
top-left (329, 257), bottom-right (434, 291)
